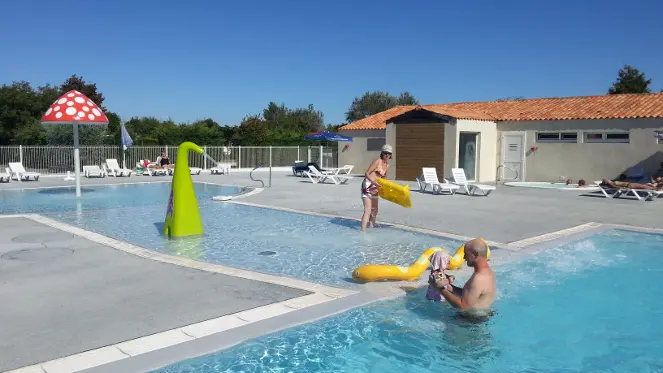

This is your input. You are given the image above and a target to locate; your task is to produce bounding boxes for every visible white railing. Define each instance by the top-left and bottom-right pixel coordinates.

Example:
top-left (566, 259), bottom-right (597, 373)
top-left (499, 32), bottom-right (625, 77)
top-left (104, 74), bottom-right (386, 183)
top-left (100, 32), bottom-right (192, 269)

top-left (0, 145), bottom-right (338, 175)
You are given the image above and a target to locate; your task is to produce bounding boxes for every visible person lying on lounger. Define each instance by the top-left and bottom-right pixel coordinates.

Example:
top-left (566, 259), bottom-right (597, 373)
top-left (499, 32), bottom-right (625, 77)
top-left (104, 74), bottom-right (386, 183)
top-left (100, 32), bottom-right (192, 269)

top-left (601, 179), bottom-right (663, 191)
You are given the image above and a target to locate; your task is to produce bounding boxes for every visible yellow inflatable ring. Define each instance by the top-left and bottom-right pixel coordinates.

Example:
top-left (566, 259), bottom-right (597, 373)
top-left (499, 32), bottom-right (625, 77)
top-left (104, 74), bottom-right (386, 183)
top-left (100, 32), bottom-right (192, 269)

top-left (351, 239), bottom-right (491, 282)
top-left (447, 238), bottom-right (491, 270)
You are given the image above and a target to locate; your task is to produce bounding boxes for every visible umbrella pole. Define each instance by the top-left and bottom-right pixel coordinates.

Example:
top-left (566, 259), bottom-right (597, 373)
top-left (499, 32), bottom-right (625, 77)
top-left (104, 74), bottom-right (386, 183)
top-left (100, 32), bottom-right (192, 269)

top-left (73, 123), bottom-right (82, 197)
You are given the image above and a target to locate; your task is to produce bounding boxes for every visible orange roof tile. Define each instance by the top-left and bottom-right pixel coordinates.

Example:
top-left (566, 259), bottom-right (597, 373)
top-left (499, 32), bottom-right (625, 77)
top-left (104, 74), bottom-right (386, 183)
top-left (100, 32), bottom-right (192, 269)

top-left (339, 106), bottom-right (416, 130)
top-left (339, 93), bottom-right (663, 131)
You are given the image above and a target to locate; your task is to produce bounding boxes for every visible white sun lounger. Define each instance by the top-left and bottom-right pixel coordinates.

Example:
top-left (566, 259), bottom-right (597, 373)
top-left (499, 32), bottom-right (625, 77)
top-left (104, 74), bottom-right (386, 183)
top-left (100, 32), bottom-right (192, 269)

top-left (210, 163), bottom-right (232, 175)
top-left (8, 162), bottom-right (40, 181)
top-left (451, 168), bottom-right (496, 196)
top-left (104, 159), bottom-right (132, 177)
top-left (416, 167), bottom-right (460, 195)
top-left (597, 182), bottom-right (663, 201)
top-left (304, 165), bottom-right (353, 185)
top-left (0, 168), bottom-right (11, 183)
top-left (83, 165), bottom-right (106, 178)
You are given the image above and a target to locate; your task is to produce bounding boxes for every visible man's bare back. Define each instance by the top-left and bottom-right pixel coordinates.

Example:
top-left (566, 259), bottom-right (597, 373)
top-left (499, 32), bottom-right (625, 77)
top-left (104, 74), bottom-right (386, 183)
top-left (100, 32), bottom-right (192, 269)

top-left (439, 238), bottom-right (496, 317)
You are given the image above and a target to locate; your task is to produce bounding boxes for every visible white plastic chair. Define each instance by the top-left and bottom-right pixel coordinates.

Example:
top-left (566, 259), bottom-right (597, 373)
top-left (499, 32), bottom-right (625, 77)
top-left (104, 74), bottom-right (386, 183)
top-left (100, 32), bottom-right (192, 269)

top-left (0, 168), bottom-right (11, 183)
top-left (451, 168), bottom-right (496, 196)
top-left (83, 165), bottom-right (106, 178)
top-left (305, 165), bottom-right (352, 185)
top-left (210, 163), bottom-right (231, 174)
top-left (597, 182), bottom-right (663, 201)
top-left (416, 167), bottom-right (459, 195)
top-left (8, 162), bottom-right (40, 181)
top-left (105, 159), bottom-right (132, 177)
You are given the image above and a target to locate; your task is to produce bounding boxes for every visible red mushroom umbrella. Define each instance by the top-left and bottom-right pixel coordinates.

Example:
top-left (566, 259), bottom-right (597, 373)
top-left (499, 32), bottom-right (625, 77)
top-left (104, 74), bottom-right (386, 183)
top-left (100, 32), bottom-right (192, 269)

top-left (41, 90), bottom-right (109, 197)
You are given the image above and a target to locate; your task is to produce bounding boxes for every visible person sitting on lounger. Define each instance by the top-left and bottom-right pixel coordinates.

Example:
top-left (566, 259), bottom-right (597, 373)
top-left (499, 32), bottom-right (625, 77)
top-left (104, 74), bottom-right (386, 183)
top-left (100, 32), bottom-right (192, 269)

top-left (156, 152), bottom-right (174, 170)
top-left (602, 179), bottom-right (663, 191)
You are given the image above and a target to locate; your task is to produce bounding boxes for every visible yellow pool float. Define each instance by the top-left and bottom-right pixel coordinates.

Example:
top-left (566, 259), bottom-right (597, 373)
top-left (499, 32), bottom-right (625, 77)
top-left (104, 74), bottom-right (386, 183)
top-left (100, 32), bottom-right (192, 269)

top-left (377, 178), bottom-right (412, 208)
top-left (351, 240), bottom-right (491, 282)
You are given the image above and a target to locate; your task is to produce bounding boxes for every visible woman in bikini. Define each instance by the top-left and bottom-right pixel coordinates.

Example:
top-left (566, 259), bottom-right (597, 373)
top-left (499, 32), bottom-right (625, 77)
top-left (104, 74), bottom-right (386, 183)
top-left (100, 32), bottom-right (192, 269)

top-left (360, 144), bottom-right (392, 232)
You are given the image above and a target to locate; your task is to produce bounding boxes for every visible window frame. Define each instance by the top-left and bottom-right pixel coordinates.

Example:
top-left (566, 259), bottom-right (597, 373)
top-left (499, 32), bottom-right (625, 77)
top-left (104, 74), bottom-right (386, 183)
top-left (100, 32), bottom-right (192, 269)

top-left (535, 132), bottom-right (578, 143)
top-left (366, 137), bottom-right (386, 151)
top-left (584, 131), bottom-right (630, 143)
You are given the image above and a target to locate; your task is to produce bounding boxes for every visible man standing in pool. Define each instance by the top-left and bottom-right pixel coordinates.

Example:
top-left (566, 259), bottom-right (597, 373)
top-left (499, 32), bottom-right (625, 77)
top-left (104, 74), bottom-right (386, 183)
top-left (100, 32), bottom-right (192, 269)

top-left (435, 238), bottom-right (496, 317)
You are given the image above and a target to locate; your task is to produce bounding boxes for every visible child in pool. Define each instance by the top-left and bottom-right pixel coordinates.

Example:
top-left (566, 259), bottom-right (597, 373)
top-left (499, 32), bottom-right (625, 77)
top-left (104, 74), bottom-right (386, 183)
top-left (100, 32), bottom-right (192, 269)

top-left (426, 250), bottom-right (455, 302)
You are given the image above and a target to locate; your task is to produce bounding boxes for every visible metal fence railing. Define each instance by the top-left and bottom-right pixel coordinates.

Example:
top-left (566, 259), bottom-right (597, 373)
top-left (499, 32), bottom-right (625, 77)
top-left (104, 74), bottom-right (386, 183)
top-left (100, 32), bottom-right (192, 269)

top-left (0, 145), bottom-right (338, 175)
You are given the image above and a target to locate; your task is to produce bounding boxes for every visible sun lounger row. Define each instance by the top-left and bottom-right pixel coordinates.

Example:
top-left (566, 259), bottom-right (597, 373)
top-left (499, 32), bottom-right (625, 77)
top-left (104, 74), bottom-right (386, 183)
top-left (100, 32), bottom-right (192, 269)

top-left (597, 182), bottom-right (663, 201)
top-left (0, 163), bottom-right (41, 182)
top-left (417, 167), bottom-right (496, 196)
top-left (304, 165), bottom-right (354, 185)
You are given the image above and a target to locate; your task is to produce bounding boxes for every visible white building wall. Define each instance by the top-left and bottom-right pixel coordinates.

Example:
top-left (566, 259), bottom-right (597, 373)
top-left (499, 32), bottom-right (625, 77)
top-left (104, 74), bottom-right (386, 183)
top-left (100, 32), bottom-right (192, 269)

top-left (497, 118), bottom-right (663, 182)
top-left (454, 119), bottom-right (498, 182)
top-left (338, 129), bottom-right (386, 175)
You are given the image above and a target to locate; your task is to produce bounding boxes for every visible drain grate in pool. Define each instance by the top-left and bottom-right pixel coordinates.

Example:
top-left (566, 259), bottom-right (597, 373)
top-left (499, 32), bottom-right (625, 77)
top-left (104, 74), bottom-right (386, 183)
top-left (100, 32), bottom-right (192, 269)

top-left (258, 250), bottom-right (277, 256)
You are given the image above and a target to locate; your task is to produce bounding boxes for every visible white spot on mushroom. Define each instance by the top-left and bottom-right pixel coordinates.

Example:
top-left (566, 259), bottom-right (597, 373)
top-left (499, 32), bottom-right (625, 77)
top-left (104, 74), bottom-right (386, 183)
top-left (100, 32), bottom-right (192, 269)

top-left (88, 114), bottom-right (96, 120)
top-left (74, 97), bottom-right (85, 104)
top-left (67, 101), bottom-right (75, 107)
top-left (45, 108), bottom-right (53, 116)
top-left (87, 101), bottom-right (94, 106)
top-left (65, 107), bottom-right (77, 116)
top-left (74, 90), bottom-right (81, 95)
top-left (82, 106), bottom-right (90, 112)
top-left (77, 111), bottom-right (85, 118)
top-left (58, 98), bottom-right (67, 104)
top-left (67, 93), bottom-right (75, 97)
top-left (92, 108), bottom-right (101, 116)
top-left (55, 112), bottom-right (63, 119)
top-left (54, 106), bottom-right (60, 111)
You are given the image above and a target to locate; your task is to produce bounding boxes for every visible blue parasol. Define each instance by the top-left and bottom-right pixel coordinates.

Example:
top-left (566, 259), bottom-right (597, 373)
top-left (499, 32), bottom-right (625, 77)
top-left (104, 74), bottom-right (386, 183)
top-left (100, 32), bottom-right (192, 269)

top-left (304, 132), bottom-right (353, 142)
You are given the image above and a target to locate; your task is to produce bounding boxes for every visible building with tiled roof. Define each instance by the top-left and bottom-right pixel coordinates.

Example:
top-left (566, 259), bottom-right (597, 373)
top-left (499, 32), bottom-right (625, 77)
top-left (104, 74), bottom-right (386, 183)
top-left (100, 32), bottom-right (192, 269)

top-left (337, 92), bottom-right (663, 183)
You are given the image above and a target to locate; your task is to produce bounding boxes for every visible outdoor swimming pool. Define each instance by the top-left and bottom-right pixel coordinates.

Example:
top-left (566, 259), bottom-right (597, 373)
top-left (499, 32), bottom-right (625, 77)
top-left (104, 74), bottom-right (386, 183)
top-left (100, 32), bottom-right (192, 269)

top-left (504, 181), bottom-right (600, 191)
top-left (152, 229), bottom-right (663, 373)
top-left (0, 183), bottom-right (462, 288)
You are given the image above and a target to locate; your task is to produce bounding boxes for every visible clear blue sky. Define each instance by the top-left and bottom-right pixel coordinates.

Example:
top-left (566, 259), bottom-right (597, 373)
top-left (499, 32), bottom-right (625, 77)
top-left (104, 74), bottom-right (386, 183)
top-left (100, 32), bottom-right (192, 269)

top-left (1, 0), bottom-right (662, 126)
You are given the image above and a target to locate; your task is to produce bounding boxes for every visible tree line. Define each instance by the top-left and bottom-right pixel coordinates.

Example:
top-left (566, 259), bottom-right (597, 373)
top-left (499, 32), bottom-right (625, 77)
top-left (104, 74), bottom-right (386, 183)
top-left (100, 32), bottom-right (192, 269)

top-left (0, 64), bottom-right (658, 146)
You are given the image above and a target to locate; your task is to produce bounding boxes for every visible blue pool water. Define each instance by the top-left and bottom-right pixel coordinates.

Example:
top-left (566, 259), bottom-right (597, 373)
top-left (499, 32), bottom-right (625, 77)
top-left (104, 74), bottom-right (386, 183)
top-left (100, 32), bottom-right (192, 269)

top-left (0, 183), bottom-right (462, 288)
top-left (153, 230), bottom-right (663, 373)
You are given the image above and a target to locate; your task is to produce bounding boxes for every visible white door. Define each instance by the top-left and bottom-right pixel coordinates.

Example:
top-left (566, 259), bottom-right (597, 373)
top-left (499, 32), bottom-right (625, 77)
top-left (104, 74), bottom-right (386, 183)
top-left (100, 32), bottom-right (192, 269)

top-left (502, 132), bottom-right (525, 181)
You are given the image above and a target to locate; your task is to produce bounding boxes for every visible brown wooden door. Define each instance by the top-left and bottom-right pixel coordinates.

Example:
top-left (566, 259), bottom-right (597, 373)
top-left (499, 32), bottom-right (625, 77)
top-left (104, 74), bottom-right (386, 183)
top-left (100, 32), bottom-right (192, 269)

top-left (395, 123), bottom-right (445, 181)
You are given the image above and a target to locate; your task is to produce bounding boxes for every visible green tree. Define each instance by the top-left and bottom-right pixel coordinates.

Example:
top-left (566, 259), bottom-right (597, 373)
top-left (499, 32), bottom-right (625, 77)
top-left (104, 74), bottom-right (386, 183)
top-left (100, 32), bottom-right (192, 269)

top-left (608, 65), bottom-right (652, 94)
top-left (235, 115), bottom-right (268, 145)
top-left (59, 74), bottom-right (107, 110)
top-left (45, 124), bottom-right (106, 145)
top-left (345, 90), bottom-right (419, 122)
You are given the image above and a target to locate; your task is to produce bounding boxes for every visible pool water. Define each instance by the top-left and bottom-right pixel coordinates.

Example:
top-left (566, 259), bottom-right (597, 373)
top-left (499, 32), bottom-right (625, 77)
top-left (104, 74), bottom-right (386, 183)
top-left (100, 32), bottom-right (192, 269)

top-left (0, 183), bottom-right (246, 215)
top-left (152, 229), bottom-right (663, 373)
top-left (0, 183), bottom-right (462, 288)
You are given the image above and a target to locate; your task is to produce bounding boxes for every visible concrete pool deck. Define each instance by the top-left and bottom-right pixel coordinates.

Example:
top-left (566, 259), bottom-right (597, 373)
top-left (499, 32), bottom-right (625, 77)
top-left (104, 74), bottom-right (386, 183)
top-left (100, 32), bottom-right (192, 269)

top-left (2, 170), bottom-right (663, 372)
top-left (2, 170), bottom-right (661, 244)
top-left (0, 215), bottom-right (356, 373)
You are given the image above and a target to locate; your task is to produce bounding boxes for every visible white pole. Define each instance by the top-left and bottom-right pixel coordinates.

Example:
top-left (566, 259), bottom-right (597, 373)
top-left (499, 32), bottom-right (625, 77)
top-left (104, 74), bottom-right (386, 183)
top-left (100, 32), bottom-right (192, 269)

top-left (73, 123), bottom-right (81, 197)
